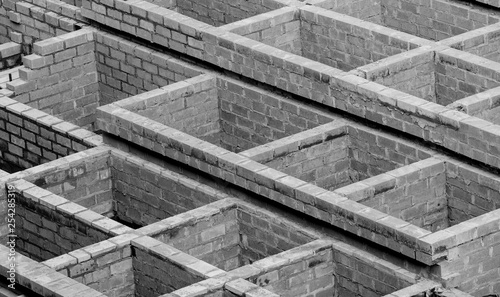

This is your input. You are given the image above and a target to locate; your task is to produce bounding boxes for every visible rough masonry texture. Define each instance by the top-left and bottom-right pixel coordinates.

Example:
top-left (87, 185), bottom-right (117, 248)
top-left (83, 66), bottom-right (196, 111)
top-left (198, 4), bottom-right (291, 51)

top-left (1, 0), bottom-right (500, 296)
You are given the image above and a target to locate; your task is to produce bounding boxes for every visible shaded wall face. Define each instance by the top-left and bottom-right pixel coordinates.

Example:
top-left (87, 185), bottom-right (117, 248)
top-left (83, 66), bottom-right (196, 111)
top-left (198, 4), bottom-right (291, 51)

top-left (155, 208), bottom-right (315, 271)
top-left (27, 153), bottom-right (114, 215)
top-left (175, 0), bottom-right (284, 27)
top-left (95, 32), bottom-right (203, 107)
top-left (382, 0), bottom-right (500, 41)
top-left (446, 163), bottom-right (500, 226)
top-left (110, 155), bottom-right (221, 227)
top-left (316, 0), bottom-right (384, 24)
top-left (10, 195), bottom-right (110, 262)
top-left (299, 13), bottom-right (414, 71)
top-left (134, 81), bottom-right (221, 143)
top-left (133, 246), bottom-right (205, 296)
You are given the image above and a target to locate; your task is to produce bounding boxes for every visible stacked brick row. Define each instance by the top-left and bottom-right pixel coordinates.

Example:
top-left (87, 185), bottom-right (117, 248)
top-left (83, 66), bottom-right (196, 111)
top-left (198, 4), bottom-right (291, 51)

top-left (132, 236), bottom-right (223, 296)
top-left (444, 24), bottom-right (500, 64)
top-left (383, 0), bottom-right (500, 41)
top-left (217, 76), bottom-right (334, 152)
top-left (0, 245), bottom-right (108, 296)
top-left (314, 0), bottom-right (383, 25)
top-left (44, 236), bottom-right (136, 297)
top-left (226, 8), bottom-right (302, 56)
top-left (0, 96), bottom-right (97, 172)
top-left (249, 241), bottom-right (335, 297)
top-left (110, 150), bottom-right (223, 227)
top-left (262, 132), bottom-right (351, 191)
top-left (0, 0), bottom-right (80, 54)
top-left (154, 203), bottom-right (242, 271)
top-left (6, 179), bottom-right (122, 262)
top-left (300, 6), bottom-right (425, 71)
top-left (7, 28), bottom-right (100, 129)
top-left (347, 125), bottom-right (433, 181)
top-left (175, 0), bottom-right (285, 27)
top-left (357, 48), bottom-right (437, 102)
top-left (335, 158), bottom-right (448, 232)
top-left (23, 147), bottom-right (113, 214)
top-left (237, 205), bottom-right (315, 266)
top-left (446, 160), bottom-right (500, 225)
top-left (95, 31), bottom-right (204, 106)
top-left (131, 75), bottom-right (221, 145)
top-left (0, 42), bottom-right (22, 70)
top-left (434, 50), bottom-right (500, 106)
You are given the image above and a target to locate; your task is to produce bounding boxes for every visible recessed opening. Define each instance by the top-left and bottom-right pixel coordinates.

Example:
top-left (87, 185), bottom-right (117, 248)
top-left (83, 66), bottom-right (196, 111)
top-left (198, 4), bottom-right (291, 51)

top-left (246, 124), bottom-right (432, 191)
top-left (363, 50), bottom-right (500, 106)
top-left (120, 75), bottom-right (333, 153)
top-left (229, 8), bottom-right (421, 71)
top-left (150, 203), bottom-right (316, 271)
top-left (312, 0), bottom-right (500, 41)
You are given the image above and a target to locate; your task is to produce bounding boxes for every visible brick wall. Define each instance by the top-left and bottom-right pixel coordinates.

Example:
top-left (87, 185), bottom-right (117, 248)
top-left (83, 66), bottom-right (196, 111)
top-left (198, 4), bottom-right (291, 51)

top-left (217, 77), bottom-right (334, 152)
top-left (95, 31), bottom-right (204, 107)
top-left (225, 8), bottom-right (301, 56)
top-left (447, 86), bottom-right (500, 125)
top-left (0, 42), bottom-right (22, 70)
top-left (435, 50), bottom-right (500, 106)
top-left (0, 96), bottom-right (99, 173)
top-left (24, 148), bottom-right (113, 214)
top-left (231, 6), bottom-right (425, 72)
top-left (299, 6), bottom-right (422, 71)
top-left (105, 74), bottom-right (335, 153)
top-left (6, 180), bottom-right (117, 262)
top-left (446, 160), bottom-right (500, 226)
top-left (0, 0), bottom-right (80, 54)
top-left (358, 48), bottom-right (500, 107)
top-left (382, 0), bottom-right (500, 41)
top-left (431, 209), bottom-right (500, 295)
top-left (153, 203), bottom-right (241, 271)
top-left (110, 150), bottom-right (223, 227)
top-left (357, 49), bottom-right (436, 102)
top-left (244, 239), bottom-right (422, 297)
top-left (250, 241), bottom-right (335, 297)
top-left (7, 28), bottom-right (100, 129)
top-left (0, 245), bottom-right (107, 297)
top-left (132, 236), bottom-right (222, 296)
top-left (174, 0), bottom-right (285, 27)
top-left (335, 158), bottom-right (448, 232)
top-left (446, 26), bottom-right (500, 64)
top-left (45, 237), bottom-right (136, 297)
top-left (146, 200), bottom-right (316, 271)
top-left (130, 75), bottom-right (220, 144)
top-left (246, 122), bottom-right (433, 191)
top-left (313, 0), bottom-right (383, 24)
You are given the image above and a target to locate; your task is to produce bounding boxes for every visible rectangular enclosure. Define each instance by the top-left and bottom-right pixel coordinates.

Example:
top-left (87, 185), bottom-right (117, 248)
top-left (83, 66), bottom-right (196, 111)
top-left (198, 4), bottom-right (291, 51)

top-left (242, 122), bottom-right (433, 191)
top-left (117, 74), bottom-right (333, 153)
top-left (359, 48), bottom-right (500, 106)
top-left (312, 0), bottom-right (500, 41)
top-left (335, 157), bottom-right (500, 232)
top-left (143, 200), bottom-right (316, 271)
top-left (43, 236), bottom-right (222, 297)
top-left (21, 148), bottom-right (222, 229)
top-left (2, 180), bottom-right (126, 262)
top-left (228, 6), bottom-right (424, 71)
top-left (242, 239), bottom-right (426, 297)
top-left (444, 24), bottom-right (500, 63)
